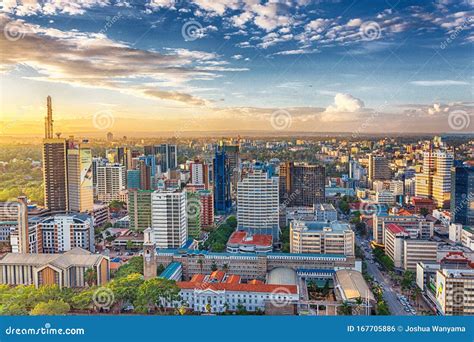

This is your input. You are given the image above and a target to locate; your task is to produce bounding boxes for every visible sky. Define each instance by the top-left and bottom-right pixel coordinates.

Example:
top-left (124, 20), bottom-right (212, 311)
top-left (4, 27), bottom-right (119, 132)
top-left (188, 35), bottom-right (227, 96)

top-left (0, 0), bottom-right (473, 136)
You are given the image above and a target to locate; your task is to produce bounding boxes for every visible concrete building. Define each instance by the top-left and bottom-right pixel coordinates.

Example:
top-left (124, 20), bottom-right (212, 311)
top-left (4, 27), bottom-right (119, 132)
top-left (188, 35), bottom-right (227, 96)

top-left (435, 268), bottom-right (474, 315)
top-left (151, 190), bottom-right (187, 248)
top-left (67, 139), bottom-right (94, 213)
top-left (176, 271), bottom-right (298, 314)
top-left (96, 163), bottom-right (126, 204)
top-left (384, 223), bottom-right (438, 271)
top-left (290, 221), bottom-right (355, 256)
top-left (372, 214), bottom-right (434, 245)
top-left (237, 169), bottom-right (279, 239)
top-left (403, 239), bottom-right (438, 271)
top-left (128, 190), bottom-right (153, 231)
top-left (89, 203), bottom-right (110, 228)
top-left (0, 247), bottom-right (109, 288)
top-left (10, 214), bottom-right (95, 254)
top-left (368, 154), bottom-right (391, 182)
top-left (148, 247), bottom-right (360, 282)
top-left (415, 151), bottom-right (454, 208)
top-left (315, 203), bottom-right (338, 222)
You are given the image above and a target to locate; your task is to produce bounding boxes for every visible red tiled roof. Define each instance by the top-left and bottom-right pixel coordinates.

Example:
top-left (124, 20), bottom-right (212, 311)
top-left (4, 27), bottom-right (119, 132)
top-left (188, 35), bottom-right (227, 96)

top-left (225, 275), bottom-right (241, 284)
top-left (386, 223), bottom-right (407, 234)
top-left (210, 271), bottom-right (225, 282)
top-left (227, 231), bottom-right (272, 247)
top-left (191, 274), bottom-right (206, 282)
top-left (177, 281), bottom-right (297, 294)
top-left (397, 208), bottom-right (414, 216)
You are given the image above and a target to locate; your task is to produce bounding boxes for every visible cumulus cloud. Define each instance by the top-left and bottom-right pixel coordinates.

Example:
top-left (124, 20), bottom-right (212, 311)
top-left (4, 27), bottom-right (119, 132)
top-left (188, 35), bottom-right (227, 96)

top-left (325, 93), bottom-right (365, 113)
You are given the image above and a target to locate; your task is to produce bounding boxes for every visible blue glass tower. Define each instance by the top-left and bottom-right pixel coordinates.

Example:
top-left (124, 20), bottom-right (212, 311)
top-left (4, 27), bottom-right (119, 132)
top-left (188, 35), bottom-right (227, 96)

top-left (213, 145), bottom-right (232, 214)
top-left (451, 163), bottom-right (474, 226)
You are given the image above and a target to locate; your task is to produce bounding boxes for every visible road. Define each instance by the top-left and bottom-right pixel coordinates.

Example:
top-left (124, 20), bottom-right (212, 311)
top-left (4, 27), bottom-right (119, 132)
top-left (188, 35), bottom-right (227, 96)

top-left (356, 236), bottom-right (409, 316)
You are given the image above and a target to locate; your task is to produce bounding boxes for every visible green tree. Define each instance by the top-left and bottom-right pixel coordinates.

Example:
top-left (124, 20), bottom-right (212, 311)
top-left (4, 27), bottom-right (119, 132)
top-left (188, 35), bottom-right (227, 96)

top-left (30, 300), bottom-right (70, 315)
top-left (135, 278), bottom-right (181, 314)
top-left (114, 256), bottom-right (144, 279)
top-left (108, 273), bottom-right (144, 312)
top-left (226, 216), bottom-right (237, 229)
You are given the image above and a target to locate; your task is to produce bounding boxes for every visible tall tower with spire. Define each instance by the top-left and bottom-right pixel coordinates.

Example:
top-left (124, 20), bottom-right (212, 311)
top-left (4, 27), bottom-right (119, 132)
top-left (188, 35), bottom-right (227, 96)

top-left (42, 96), bottom-right (68, 213)
top-left (45, 96), bottom-right (53, 139)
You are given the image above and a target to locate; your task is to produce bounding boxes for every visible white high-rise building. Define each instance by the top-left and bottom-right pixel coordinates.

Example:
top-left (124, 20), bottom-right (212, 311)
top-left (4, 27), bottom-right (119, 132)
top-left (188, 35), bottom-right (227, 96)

top-left (151, 190), bottom-right (187, 248)
top-left (237, 169), bottom-right (279, 240)
top-left (96, 163), bottom-right (126, 203)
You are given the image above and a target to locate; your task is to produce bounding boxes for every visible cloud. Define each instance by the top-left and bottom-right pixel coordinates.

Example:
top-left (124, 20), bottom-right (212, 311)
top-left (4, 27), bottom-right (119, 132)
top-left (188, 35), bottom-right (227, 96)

top-left (325, 93), bottom-right (365, 113)
top-left (411, 80), bottom-right (470, 86)
top-left (0, 15), bottom-right (246, 106)
top-left (2, 0), bottom-right (109, 16)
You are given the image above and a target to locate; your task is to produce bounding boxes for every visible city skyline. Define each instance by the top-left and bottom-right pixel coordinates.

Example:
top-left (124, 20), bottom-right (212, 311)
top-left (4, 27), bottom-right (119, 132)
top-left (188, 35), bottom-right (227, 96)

top-left (1, 0), bottom-right (473, 135)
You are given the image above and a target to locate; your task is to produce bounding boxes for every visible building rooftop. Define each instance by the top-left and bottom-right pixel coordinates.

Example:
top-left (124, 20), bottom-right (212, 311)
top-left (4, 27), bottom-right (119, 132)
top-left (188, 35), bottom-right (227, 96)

top-left (292, 220), bottom-right (350, 232)
top-left (227, 231), bottom-right (273, 247)
top-left (335, 269), bottom-right (375, 302)
top-left (0, 247), bottom-right (105, 268)
top-left (267, 267), bottom-right (297, 285)
top-left (177, 272), bottom-right (298, 294)
top-left (386, 223), bottom-right (407, 234)
top-left (160, 262), bottom-right (182, 279)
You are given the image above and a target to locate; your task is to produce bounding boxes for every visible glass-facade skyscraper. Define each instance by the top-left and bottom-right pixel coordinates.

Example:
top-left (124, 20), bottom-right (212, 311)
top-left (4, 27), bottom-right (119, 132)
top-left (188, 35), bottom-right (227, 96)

top-left (451, 163), bottom-right (474, 226)
top-left (213, 145), bottom-right (232, 214)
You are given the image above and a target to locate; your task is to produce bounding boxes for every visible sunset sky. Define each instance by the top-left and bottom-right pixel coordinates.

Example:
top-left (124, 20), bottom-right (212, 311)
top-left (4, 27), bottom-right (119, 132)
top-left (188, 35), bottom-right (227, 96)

top-left (0, 0), bottom-right (473, 135)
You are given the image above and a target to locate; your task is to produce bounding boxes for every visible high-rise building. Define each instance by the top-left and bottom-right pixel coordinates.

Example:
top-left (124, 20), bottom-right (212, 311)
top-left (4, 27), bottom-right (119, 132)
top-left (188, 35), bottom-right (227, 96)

top-left (279, 162), bottom-right (325, 207)
top-left (10, 214), bottom-right (94, 254)
top-left (189, 160), bottom-right (210, 188)
top-left (67, 139), bottom-right (94, 212)
top-left (42, 96), bottom-right (68, 213)
top-left (237, 169), bottom-right (279, 239)
top-left (213, 145), bottom-right (232, 214)
top-left (436, 268), bottom-right (474, 315)
top-left (451, 164), bottom-right (474, 226)
top-left (416, 151), bottom-right (454, 208)
top-left (128, 190), bottom-right (153, 231)
top-left (368, 154), bottom-right (391, 182)
top-left (290, 220), bottom-right (354, 256)
top-left (151, 190), bottom-right (187, 248)
top-left (96, 164), bottom-right (126, 204)
top-left (138, 159), bottom-right (153, 190)
top-left (157, 144), bottom-right (178, 172)
top-left (127, 169), bottom-right (141, 190)
top-left (224, 144), bottom-right (240, 195)
top-left (186, 191), bottom-right (201, 239)
top-left (198, 190), bottom-right (214, 228)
